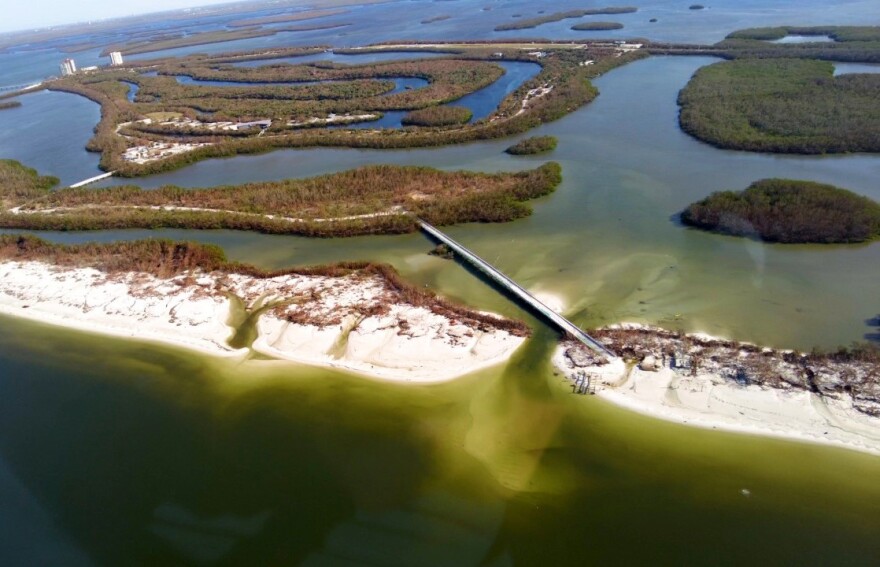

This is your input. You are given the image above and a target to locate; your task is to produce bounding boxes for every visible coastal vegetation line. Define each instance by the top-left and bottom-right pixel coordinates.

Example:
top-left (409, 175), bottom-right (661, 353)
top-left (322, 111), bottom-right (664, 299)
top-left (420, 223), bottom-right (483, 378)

top-left (0, 159), bottom-right (562, 237)
top-left (0, 234), bottom-right (531, 337)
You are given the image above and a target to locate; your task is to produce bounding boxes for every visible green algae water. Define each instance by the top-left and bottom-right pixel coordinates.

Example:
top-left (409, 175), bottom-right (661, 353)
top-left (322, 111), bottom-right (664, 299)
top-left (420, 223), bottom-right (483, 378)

top-left (2, 316), bottom-right (880, 565)
top-left (2, 1), bottom-right (880, 563)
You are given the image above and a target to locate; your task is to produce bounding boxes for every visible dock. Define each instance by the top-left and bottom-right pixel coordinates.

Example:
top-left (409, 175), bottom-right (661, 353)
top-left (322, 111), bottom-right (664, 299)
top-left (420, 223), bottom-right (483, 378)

top-left (418, 219), bottom-right (615, 357)
top-left (69, 171), bottom-right (115, 188)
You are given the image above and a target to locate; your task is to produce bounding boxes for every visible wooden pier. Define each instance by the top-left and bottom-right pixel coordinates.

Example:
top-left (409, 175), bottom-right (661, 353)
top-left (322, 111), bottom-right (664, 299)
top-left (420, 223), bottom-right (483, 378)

top-left (69, 171), bottom-right (116, 188)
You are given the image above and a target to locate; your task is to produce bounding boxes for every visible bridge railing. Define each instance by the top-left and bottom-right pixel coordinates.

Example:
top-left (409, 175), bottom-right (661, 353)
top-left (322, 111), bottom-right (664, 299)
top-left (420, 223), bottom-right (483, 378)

top-left (417, 218), bottom-right (615, 358)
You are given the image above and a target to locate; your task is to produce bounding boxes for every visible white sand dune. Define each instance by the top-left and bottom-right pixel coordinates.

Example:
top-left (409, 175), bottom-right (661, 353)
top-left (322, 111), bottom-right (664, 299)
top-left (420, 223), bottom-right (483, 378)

top-left (0, 260), bottom-right (525, 382)
top-left (553, 327), bottom-right (880, 457)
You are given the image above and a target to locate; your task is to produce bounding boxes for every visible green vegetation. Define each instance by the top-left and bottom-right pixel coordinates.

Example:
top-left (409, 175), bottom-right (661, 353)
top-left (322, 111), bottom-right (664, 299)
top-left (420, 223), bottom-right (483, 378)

top-left (726, 26), bottom-right (880, 42)
top-left (0, 159), bottom-right (59, 208)
top-left (227, 8), bottom-right (349, 27)
top-left (100, 24), bottom-right (349, 57)
top-left (176, 46), bottom-right (329, 66)
top-left (121, 58), bottom-right (503, 121)
top-left (0, 234), bottom-right (531, 336)
top-left (652, 26), bottom-right (880, 63)
top-left (571, 22), bottom-right (624, 31)
top-left (715, 26), bottom-right (880, 62)
top-left (401, 106), bottom-right (472, 126)
top-left (45, 43), bottom-right (643, 176)
top-left (0, 162), bottom-right (562, 237)
top-left (681, 179), bottom-right (880, 243)
top-left (505, 135), bottom-right (558, 155)
top-left (421, 15), bottom-right (451, 24)
top-left (0, 101), bottom-right (21, 110)
top-left (494, 7), bottom-right (636, 31)
top-left (678, 58), bottom-right (880, 154)
top-left (102, 29), bottom-right (281, 56)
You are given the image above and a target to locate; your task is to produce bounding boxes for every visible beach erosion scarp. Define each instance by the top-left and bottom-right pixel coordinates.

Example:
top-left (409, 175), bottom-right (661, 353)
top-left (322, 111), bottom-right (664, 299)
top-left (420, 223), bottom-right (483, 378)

top-left (0, 260), bottom-right (527, 382)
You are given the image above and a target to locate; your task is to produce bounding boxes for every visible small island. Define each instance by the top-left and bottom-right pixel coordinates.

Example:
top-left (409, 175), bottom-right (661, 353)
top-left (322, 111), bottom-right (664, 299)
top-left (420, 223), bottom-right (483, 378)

top-left (421, 15), bottom-right (451, 25)
top-left (689, 4), bottom-right (705, 10)
top-left (494, 7), bottom-right (637, 31)
top-left (0, 159), bottom-right (562, 236)
top-left (571, 22), bottom-right (624, 31)
top-left (0, 100), bottom-right (22, 111)
top-left (505, 135), bottom-right (558, 155)
top-left (680, 179), bottom-right (880, 243)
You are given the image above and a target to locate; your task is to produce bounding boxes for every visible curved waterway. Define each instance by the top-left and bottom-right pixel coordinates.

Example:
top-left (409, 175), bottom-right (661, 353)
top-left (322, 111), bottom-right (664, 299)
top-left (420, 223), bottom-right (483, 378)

top-left (148, 61), bottom-right (537, 128)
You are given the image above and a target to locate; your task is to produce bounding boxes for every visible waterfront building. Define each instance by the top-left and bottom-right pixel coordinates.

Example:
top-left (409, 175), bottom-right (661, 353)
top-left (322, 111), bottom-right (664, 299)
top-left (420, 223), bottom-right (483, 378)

top-left (110, 51), bottom-right (123, 66)
top-left (59, 58), bottom-right (77, 76)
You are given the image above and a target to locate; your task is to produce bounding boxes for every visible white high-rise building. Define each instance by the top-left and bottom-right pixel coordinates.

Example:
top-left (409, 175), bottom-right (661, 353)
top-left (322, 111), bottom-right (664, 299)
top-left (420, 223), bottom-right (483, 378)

top-left (109, 51), bottom-right (124, 66)
top-left (59, 58), bottom-right (77, 76)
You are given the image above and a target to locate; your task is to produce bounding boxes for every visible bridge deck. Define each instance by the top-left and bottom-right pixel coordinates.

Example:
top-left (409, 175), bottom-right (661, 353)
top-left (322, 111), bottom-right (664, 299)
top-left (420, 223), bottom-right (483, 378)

top-left (69, 171), bottom-right (115, 188)
top-left (418, 220), bottom-right (614, 357)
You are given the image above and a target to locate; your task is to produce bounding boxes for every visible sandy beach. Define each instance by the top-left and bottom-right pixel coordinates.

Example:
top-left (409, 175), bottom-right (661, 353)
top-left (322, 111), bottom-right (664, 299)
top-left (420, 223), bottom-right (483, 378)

top-left (554, 325), bottom-right (880, 456)
top-left (0, 260), bottom-right (525, 382)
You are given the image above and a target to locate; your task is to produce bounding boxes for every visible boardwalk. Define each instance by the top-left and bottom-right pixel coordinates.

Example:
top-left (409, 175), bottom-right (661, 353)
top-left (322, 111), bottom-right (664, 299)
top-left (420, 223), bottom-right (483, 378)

top-left (69, 171), bottom-right (115, 188)
top-left (418, 219), bottom-right (615, 357)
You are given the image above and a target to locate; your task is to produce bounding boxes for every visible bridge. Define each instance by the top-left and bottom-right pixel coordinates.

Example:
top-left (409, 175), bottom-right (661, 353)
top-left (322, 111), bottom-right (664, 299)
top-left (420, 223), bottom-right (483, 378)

top-left (418, 219), bottom-right (615, 358)
top-left (69, 171), bottom-right (115, 188)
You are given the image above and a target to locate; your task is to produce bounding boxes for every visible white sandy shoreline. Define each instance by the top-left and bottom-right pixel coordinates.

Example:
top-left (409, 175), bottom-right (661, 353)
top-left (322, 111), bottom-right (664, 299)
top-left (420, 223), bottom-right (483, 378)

top-left (0, 260), bottom-right (525, 382)
top-left (553, 328), bottom-right (880, 457)
top-left (3, 258), bottom-right (878, 456)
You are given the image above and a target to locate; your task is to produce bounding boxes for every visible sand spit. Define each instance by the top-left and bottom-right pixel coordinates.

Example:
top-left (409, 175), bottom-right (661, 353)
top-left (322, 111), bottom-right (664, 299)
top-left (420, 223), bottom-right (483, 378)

top-left (0, 261), bottom-right (525, 382)
top-left (554, 324), bottom-right (880, 456)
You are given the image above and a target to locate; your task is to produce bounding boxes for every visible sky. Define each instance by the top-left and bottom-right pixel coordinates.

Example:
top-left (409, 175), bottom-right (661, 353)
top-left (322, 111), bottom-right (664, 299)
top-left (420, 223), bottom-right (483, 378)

top-left (0, 0), bottom-right (232, 33)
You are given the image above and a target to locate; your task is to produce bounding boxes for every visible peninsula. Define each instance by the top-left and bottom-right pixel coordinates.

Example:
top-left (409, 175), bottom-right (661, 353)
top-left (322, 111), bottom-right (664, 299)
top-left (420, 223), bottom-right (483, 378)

top-left (0, 159), bottom-right (562, 236)
top-left (0, 235), bottom-right (528, 382)
top-left (555, 324), bottom-right (880, 455)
